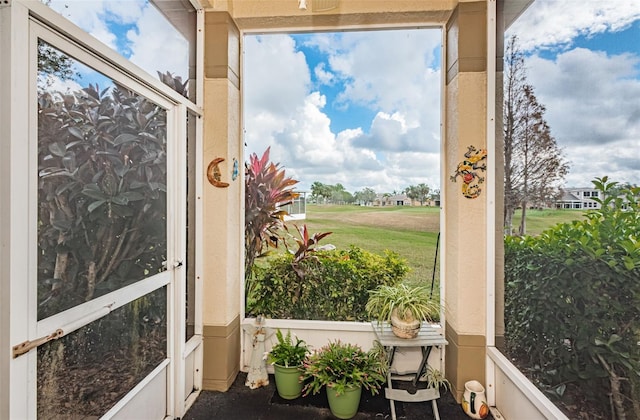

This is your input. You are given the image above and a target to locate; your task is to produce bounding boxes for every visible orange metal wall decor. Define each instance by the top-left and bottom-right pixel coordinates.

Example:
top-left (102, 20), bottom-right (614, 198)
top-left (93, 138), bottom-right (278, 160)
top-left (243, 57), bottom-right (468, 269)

top-left (450, 146), bottom-right (487, 199)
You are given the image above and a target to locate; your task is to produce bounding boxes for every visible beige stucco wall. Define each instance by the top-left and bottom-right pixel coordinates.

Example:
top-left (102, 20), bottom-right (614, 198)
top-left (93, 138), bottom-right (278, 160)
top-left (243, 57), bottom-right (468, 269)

top-left (201, 0), bottom-right (495, 398)
top-left (444, 71), bottom-right (487, 336)
top-left (201, 12), bottom-right (243, 391)
top-left (202, 77), bottom-right (242, 325)
top-left (443, 1), bottom-right (489, 401)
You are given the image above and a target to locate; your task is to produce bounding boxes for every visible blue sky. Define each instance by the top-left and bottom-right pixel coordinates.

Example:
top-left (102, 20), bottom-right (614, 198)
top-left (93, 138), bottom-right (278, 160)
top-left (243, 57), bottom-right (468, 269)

top-left (243, 29), bottom-right (443, 194)
top-left (46, 0), bottom-right (188, 93)
top-left (508, 1), bottom-right (640, 188)
top-left (244, 1), bottom-right (640, 193)
top-left (47, 0), bottom-right (640, 193)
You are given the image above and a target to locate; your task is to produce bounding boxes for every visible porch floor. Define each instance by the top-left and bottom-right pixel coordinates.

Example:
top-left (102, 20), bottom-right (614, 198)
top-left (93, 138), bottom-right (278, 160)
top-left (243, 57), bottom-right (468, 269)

top-left (184, 371), bottom-right (491, 419)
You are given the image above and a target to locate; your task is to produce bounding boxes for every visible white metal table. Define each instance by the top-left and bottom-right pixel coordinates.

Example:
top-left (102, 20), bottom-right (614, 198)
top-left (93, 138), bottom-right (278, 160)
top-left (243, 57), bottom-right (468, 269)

top-left (371, 322), bottom-right (448, 420)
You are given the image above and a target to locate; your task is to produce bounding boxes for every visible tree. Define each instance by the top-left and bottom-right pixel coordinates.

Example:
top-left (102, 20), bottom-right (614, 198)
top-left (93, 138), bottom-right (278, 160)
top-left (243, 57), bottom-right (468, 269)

top-left (404, 183), bottom-right (431, 206)
top-left (430, 189), bottom-right (441, 204)
top-left (329, 183), bottom-right (353, 204)
top-left (310, 182), bottom-right (355, 204)
top-left (354, 187), bottom-right (376, 205)
top-left (37, 39), bottom-right (79, 91)
top-left (310, 181), bottom-right (331, 204)
top-left (503, 35), bottom-right (569, 235)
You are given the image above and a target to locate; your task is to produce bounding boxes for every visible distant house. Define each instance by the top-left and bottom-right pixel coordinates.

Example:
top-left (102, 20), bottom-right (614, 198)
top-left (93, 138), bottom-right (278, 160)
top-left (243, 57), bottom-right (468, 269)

top-left (555, 188), bottom-right (602, 209)
top-left (373, 194), bottom-right (412, 206)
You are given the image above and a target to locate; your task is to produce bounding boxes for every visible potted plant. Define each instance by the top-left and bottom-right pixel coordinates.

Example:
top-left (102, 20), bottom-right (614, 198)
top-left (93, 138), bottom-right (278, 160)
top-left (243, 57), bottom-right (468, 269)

top-left (267, 329), bottom-right (310, 400)
top-left (365, 284), bottom-right (440, 338)
top-left (302, 340), bottom-right (388, 419)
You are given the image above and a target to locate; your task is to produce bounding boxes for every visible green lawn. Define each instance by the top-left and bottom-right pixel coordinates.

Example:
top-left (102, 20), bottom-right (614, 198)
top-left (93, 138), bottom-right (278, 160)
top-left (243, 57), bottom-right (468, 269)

top-left (511, 208), bottom-right (584, 236)
top-left (305, 206), bottom-right (439, 284)
top-left (294, 204), bottom-right (585, 288)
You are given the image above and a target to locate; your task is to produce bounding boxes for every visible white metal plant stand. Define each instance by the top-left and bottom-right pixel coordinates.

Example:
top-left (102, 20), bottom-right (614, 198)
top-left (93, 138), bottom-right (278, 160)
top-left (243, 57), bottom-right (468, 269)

top-left (371, 322), bottom-right (448, 420)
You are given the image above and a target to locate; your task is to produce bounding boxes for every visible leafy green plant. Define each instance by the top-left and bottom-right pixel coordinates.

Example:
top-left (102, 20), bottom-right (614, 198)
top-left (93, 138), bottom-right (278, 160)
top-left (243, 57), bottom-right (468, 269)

top-left (38, 84), bottom-right (168, 318)
top-left (366, 284), bottom-right (440, 324)
top-left (244, 147), bottom-right (299, 290)
top-left (247, 246), bottom-right (409, 321)
top-left (504, 177), bottom-right (640, 419)
top-left (157, 71), bottom-right (188, 97)
top-left (302, 340), bottom-right (388, 396)
top-left (267, 329), bottom-right (310, 368)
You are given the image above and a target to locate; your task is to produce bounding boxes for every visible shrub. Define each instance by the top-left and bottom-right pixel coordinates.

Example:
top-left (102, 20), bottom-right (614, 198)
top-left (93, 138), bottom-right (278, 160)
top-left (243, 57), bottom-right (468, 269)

top-left (504, 177), bottom-right (640, 418)
top-left (247, 246), bottom-right (409, 321)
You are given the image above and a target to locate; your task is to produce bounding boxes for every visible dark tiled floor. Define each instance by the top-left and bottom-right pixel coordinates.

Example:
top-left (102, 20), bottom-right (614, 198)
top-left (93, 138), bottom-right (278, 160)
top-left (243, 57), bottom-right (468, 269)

top-left (184, 372), bottom-right (492, 419)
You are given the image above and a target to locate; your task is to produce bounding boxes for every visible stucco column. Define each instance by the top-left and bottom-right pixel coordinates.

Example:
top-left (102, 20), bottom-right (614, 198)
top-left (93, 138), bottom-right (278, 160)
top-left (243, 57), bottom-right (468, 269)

top-left (443, 1), bottom-right (489, 402)
top-left (201, 11), bottom-right (243, 391)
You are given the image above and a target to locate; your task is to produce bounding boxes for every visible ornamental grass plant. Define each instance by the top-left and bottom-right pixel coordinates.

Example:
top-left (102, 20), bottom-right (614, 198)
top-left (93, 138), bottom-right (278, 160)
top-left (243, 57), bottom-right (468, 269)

top-left (365, 283), bottom-right (440, 324)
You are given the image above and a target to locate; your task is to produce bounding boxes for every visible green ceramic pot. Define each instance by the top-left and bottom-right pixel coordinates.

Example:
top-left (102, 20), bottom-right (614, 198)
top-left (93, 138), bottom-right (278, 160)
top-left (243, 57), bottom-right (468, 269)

top-left (273, 364), bottom-right (303, 400)
top-left (326, 384), bottom-right (362, 419)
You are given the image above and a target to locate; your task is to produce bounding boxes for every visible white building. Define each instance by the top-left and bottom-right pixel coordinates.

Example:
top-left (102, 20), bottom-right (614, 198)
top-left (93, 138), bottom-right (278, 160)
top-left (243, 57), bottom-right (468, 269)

top-left (556, 188), bottom-right (602, 209)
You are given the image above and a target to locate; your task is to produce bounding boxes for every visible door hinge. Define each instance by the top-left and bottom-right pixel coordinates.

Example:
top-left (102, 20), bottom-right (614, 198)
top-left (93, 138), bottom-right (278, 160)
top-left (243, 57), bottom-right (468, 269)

top-left (12, 329), bottom-right (63, 358)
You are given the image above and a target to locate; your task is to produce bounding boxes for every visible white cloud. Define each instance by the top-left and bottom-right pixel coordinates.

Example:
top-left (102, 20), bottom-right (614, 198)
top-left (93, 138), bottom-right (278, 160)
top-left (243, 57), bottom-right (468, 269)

top-left (244, 35), bottom-right (310, 118)
top-left (510, 1), bottom-right (640, 186)
top-left (47, 1), bottom-right (188, 80)
top-left (103, 1), bottom-right (144, 24)
top-left (563, 140), bottom-right (640, 187)
top-left (126, 4), bottom-right (189, 78)
top-left (526, 48), bottom-right (640, 148)
top-left (323, 30), bottom-right (441, 128)
top-left (244, 30), bottom-right (442, 194)
top-left (314, 63), bottom-right (335, 86)
top-left (40, 76), bottom-right (84, 95)
top-left (49, 0), bottom-right (125, 50)
top-left (508, 0), bottom-right (640, 52)
top-left (47, 0), bottom-right (640, 191)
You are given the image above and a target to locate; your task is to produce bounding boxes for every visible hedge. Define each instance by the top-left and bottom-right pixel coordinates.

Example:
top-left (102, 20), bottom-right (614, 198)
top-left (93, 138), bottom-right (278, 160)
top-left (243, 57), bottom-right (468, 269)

top-left (504, 178), bottom-right (640, 418)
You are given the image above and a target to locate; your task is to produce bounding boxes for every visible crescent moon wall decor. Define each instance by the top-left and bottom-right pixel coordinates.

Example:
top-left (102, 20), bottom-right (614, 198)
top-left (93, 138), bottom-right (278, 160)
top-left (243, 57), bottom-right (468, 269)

top-left (207, 157), bottom-right (230, 188)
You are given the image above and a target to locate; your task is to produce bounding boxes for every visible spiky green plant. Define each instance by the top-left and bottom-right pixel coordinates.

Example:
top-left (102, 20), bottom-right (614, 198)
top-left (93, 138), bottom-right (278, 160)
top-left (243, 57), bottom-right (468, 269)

top-left (365, 284), bottom-right (440, 324)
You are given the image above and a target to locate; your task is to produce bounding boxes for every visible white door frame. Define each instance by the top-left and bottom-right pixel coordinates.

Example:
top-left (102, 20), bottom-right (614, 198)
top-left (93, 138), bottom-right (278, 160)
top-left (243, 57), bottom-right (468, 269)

top-left (1, 1), bottom-right (203, 418)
